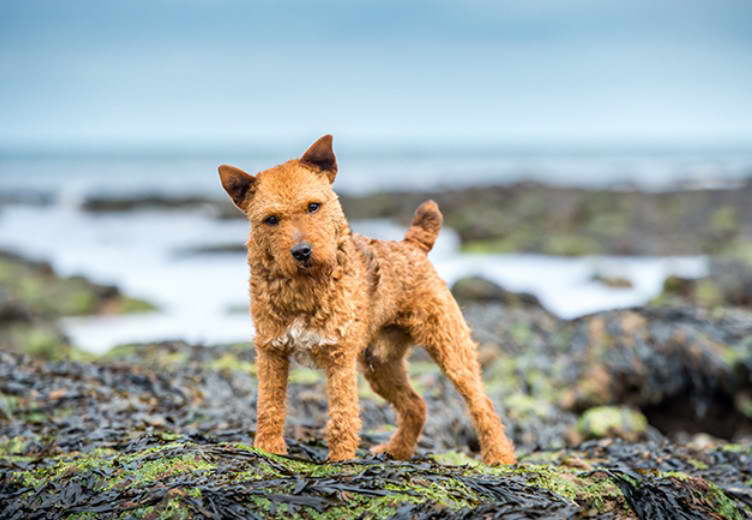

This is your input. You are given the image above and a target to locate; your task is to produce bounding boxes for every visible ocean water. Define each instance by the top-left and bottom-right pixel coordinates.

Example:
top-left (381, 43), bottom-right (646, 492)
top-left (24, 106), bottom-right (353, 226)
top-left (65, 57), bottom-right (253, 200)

top-left (1, 147), bottom-right (751, 199)
top-left (0, 149), bottom-right (741, 352)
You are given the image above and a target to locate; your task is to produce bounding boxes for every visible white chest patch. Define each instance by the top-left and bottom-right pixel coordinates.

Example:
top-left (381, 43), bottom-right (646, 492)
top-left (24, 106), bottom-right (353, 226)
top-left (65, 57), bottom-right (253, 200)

top-left (269, 318), bottom-right (337, 368)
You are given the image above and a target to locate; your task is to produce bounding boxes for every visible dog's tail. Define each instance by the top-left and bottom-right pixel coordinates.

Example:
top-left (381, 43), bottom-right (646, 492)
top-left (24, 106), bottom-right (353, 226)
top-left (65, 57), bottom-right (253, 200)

top-left (404, 200), bottom-right (443, 253)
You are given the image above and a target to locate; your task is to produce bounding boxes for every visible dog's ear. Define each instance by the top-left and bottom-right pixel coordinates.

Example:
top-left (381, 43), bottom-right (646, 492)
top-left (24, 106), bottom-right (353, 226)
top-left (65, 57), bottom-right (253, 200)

top-left (218, 164), bottom-right (256, 211)
top-left (300, 134), bottom-right (337, 183)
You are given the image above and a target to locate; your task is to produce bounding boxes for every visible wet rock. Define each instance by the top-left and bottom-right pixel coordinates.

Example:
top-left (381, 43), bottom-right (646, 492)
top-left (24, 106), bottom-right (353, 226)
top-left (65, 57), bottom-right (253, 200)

top-left (654, 252), bottom-right (752, 309)
top-left (451, 276), bottom-right (543, 308)
top-left (0, 289), bottom-right (32, 324)
top-left (459, 302), bottom-right (752, 444)
top-left (0, 249), bottom-right (156, 319)
top-left (81, 194), bottom-right (217, 213)
top-left (339, 182), bottom-right (752, 256)
top-left (591, 273), bottom-right (634, 289)
top-left (709, 256), bottom-right (752, 307)
top-left (561, 306), bottom-right (752, 441)
top-left (78, 183), bottom-right (752, 256)
top-left (0, 250), bottom-right (157, 359)
top-left (173, 242), bottom-right (247, 258)
top-left (0, 323), bottom-right (73, 360)
top-left (0, 349), bottom-right (749, 519)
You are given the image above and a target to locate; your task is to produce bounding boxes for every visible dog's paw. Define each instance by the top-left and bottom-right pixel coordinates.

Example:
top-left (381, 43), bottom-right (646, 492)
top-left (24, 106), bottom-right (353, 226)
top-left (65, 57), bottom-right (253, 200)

top-left (370, 442), bottom-right (413, 460)
top-left (254, 439), bottom-right (288, 456)
top-left (326, 451), bottom-right (357, 463)
top-left (481, 448), bottom-right (517, 465)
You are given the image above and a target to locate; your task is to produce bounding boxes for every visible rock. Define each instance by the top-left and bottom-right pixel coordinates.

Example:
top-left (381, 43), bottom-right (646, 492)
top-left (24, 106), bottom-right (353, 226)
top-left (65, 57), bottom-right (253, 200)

top-left (1, 349), bottom-right (749, 519)
top-left (709, 256), bottom-right (752, 307)
top-left (339, 182), bottom-right (752, 256)
top-left (576, 406), bottom-right (648, 441)
top-left (172, 242), bottom-right (247, 258)
top-left (0, 289), bottom-right (32, 324)
top-left (0, 249), bottom-right (156, 319)
top-left (654, 253), bottom-right (752, 309)
top-left (451, 276), bottom-right (542, 308)
top-left (0, 323), bottom-right (73, 361)
top-left (561, 306), bottom-right (752, 441)
top-left (458, 302), bottom-right (752, 444)
top-left (74, 183), bottom-right (752, 257)
top-left (591, 273), bottom-right (633, 289)
top-left (81, 194), bottom-right (217, 213)
top-left (0, 249), bottom-right (157, 359)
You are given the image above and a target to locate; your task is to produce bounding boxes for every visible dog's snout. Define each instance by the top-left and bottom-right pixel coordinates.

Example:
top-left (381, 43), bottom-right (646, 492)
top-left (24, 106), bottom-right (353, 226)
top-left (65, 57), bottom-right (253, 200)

top-left (291, 242), bottom-right (313, 262)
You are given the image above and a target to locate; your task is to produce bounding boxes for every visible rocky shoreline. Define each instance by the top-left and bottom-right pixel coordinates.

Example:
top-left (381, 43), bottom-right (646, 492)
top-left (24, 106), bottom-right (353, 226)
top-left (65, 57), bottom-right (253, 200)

top-left (2, 187), bottom-right (752, 517)
top-left (73, 180), bottom-right (752, 257)
top-left (72, 182), bottom-right (752, 310)
top-left (1, 267), bottom-right (751, 517)
top-left (1, 324), bottom-right (751, 518)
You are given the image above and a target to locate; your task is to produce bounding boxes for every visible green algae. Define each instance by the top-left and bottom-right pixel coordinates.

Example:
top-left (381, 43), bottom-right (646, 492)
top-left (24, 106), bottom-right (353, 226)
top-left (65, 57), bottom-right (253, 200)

top-left (2, 437), bottom-right (624, 518)
top-left (577, 406), bottom-right (648, 441)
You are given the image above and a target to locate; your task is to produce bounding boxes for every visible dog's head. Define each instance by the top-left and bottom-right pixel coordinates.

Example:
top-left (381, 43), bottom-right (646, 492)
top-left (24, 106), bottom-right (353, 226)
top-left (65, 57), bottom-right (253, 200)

top-left (218, 135), bottom-right (345, 278)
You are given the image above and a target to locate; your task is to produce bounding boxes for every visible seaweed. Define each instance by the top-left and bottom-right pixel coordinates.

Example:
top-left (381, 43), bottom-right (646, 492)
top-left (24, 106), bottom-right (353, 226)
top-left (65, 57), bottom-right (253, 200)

top-left (1, 348), bottom-right (750, 519)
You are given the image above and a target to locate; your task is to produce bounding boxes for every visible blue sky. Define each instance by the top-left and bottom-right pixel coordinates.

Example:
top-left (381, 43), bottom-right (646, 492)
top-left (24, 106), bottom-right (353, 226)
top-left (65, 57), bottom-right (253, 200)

top-left (2, 1), bottom-right (751, 151)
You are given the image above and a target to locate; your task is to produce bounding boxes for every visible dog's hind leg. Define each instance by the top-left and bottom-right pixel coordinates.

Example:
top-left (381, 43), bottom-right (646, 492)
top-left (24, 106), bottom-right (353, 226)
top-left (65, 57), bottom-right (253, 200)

top-left (359, 328), bottom-right (426, 460)
top-left (406, 294), bottom-right (516, 465)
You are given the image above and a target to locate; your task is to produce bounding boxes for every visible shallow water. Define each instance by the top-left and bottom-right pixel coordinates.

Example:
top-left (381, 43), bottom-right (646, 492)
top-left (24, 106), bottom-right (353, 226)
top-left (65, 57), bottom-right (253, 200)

top-left (0, 204), bottom-right (706, 352)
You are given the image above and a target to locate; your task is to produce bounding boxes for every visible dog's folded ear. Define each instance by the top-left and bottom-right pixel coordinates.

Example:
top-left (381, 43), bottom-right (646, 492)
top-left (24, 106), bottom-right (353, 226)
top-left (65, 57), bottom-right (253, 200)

top-left (218, 164), bottom-right (256, 211)
top-left (300, 134), bottom-right (337, 183)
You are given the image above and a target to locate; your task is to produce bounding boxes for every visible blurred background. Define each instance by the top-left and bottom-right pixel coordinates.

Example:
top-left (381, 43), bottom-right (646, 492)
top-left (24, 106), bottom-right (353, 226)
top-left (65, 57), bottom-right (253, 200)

top-left (1, 0), bottom-right (751, 352)
top-left (5, 4), bottom-right (752, 503)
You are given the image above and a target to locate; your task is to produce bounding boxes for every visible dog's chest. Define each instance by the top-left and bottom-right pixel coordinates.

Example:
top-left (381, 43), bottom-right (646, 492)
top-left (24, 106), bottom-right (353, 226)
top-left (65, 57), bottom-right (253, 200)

top-left (269, 317), bottom-right (336, 367)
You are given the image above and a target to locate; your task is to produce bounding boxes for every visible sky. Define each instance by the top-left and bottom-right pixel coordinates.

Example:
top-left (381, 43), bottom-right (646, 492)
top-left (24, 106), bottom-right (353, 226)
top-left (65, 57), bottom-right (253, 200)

top-left (1, 0), bottom-right (751, 152)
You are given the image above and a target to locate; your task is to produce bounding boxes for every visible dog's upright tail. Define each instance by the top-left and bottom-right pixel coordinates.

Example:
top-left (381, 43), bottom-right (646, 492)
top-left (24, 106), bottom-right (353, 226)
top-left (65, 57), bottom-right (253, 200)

top-left (404, 200), bottom-right (443, 253)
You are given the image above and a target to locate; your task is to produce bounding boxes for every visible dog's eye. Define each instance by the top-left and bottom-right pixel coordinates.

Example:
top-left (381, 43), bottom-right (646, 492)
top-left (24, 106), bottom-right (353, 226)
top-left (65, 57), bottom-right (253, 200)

top-left (307, 202), bottom-right (321, 213)
top-left (263, 215), bottom-right (279, 226)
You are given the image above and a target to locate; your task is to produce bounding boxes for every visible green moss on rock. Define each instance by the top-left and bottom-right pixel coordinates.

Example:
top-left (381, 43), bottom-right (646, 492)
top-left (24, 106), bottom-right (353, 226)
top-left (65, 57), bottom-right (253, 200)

top-left (577, 406), bottom-right (648, 441)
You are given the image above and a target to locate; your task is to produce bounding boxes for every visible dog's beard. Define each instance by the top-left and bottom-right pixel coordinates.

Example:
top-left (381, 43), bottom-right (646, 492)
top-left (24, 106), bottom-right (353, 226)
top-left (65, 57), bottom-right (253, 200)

top-left (295, 257), bottom-right (333, 279)
top-left (277, 254), bottom-right (333, 280)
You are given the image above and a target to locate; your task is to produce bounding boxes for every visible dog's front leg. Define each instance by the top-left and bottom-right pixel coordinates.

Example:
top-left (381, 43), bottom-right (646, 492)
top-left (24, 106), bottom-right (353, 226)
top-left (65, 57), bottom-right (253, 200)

top-left (321, 349), bottom-right (362, 461)
top-left (253, 347), bottom-right (290, 455)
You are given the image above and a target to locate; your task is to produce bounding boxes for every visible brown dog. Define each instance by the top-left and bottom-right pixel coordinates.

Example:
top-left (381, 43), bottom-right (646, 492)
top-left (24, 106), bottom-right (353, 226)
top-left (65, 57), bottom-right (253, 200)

top-left (218, 135), bottom-right (516, 464)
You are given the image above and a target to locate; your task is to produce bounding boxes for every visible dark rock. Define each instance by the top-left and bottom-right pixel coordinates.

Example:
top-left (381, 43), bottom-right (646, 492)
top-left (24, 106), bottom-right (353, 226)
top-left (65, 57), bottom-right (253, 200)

top-left (339, 182), bottom-right (752, 256)
top-left (0, 289), bottom-right (32, 324)
top-left (0, 346), bottom-right (749, 519)
top-left (173, 242), bottom-right (246, 258)
top-left (561, 306), bottom-right (752, 440)
top-left (591, 273), bottom-right (634, 289)
top-left (451, 276), bottom-right (543, 308)
top-left (709, 257), bottom-right (752, 307)
top-left (655, 253), bottom-right (752, 309)
top-left (81, 194), bottom-right (217, 213)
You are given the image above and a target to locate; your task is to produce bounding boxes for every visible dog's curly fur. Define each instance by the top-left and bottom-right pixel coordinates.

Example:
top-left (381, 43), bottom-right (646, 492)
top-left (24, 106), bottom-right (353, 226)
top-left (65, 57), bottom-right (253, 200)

top-left (218, 135), bottom-right (516, 464)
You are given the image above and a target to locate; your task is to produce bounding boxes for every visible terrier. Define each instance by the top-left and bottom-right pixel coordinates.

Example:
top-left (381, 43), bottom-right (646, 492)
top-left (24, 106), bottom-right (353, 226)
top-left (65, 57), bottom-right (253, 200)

top-left (218, 135), bottom-right (516, 464)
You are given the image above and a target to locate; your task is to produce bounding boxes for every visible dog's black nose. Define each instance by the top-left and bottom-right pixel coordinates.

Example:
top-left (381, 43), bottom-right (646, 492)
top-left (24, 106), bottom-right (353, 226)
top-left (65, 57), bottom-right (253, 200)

top-left (291, 242), bottom-right (312, 262)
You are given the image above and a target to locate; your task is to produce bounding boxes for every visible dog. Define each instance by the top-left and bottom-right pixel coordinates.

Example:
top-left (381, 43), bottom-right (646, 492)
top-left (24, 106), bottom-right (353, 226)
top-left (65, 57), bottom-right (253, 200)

top-left (218, 135), bottom-right (516, 464)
